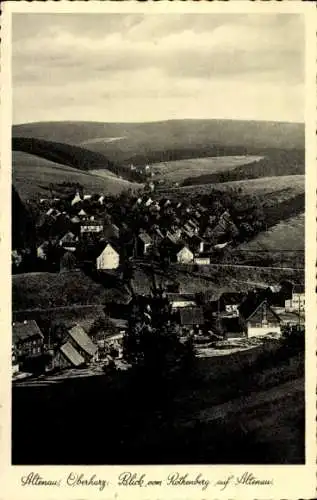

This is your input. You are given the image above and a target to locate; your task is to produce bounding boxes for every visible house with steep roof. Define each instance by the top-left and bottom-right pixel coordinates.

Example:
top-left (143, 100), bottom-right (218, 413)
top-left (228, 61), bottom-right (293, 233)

top-left (96, 243), bottom-right (120, 270)
top-left (12, 320), bottom-right (44, 359)
top-left (176, 245), bottom-right (194, 264)
top-left (71, 191), bottom-right (82, 206)
top-left (239, 296), bottom-right (281, 337)
top-left (68, 325), bottom-right (98, 362)
top-left (138, 232), bottom-right (153, 256)
top-left (285, 284), bottom-right (305, 313)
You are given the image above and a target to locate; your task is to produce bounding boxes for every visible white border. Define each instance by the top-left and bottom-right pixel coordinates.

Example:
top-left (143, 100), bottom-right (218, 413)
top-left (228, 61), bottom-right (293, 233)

top-left (1, 2), bottom-right (316, 500)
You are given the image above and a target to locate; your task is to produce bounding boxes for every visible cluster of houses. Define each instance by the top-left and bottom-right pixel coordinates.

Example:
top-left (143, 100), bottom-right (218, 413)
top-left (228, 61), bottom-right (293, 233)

top-left (12, 278), bottom-right (304, 379)
top-left (12, 317), bottom-right (125, 378)
top-left (12, 188), bottom-right (241, 273)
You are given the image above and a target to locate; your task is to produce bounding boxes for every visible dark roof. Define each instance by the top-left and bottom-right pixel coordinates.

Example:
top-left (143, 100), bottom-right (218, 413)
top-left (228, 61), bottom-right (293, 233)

top-left (68, 325), bottom-right (98, 357)
top-left (221, 317), bottom-right (244, 334)
top-left (60, 342), bottom-right (85, 367)
top-left (239, 295), bottom-right (280, 322)
top-left (167, 293), bottom-right (196, 303)
top-left (221, 292), bottom-right (245, 306)
top-left (293, 284), bottom-right (305, 294)
top-left (138, 232), bottom-right (152, 245)
top-left (179, 307), bottom-right (205, 325)
top-left (239, 294), bottom-right (264, 320)
top-left (12, 320), bottom-right (43, 344)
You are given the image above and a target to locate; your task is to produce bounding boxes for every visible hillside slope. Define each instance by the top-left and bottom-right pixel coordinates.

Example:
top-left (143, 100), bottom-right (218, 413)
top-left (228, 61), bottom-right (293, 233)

top-left (13, 119), bottom-right (304, 166)
top-left (12, 136), bottom-right (115, 173)
top-left (12, 150), bottom-right (139, 200)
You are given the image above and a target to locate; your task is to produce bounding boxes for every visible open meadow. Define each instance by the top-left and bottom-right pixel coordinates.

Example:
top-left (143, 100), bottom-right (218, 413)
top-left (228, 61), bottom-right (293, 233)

top-left (151, 155), bottom-right (264, 183)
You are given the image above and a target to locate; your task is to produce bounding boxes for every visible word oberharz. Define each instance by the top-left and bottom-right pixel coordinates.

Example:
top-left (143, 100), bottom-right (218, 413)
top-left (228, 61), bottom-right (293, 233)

top-left (118, 472), bottom-right (210, 490)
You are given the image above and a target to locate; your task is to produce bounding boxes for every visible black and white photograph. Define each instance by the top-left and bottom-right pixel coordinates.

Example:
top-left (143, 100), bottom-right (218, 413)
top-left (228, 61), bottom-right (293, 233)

top-left (10, 10), bottom-right (308, 470)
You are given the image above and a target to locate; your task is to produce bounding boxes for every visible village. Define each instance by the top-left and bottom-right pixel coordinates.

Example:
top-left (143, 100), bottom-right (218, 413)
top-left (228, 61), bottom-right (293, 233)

top-left (12, 184), bottom-right (305, 383)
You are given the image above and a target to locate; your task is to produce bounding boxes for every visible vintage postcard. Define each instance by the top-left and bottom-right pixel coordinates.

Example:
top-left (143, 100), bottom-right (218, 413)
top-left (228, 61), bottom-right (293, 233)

top-left (1, 1), bottom-right (316, 499)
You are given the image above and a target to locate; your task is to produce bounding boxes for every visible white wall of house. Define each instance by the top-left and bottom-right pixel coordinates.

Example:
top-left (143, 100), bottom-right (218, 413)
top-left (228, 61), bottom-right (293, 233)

top-left (247, 324), bottom-right (281, 337)
top-left (144, 242), bottom-right (151, 254)
top-left (194, 257), bottom-right (210, 265)
top-left (96, 245), bottom-right (119, 270)
top-left (177, 247), bottom-right (194, 264)
top-left (37, 247), bottom-right (46, 260)
top-left (285, 293), bottom-right (305, 312)
top-left (80, 225), bottom-right (103, 233)
top-left (171, 300), bottom-right (196, 309)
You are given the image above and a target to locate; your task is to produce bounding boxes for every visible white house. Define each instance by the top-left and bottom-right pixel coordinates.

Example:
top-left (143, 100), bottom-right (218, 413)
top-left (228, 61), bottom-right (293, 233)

top-left (240, 298), bottom-right (281, 338)
top-left (138, 232), bottom-right (153, 256)
top-left (176, 246), bottom-right (194, 264)
top-left (285, 284), bottom-right (305, 313)
top-left (145, 197), bottom-right (153, 207)
top-left (37, 243), bottom-right (48, 260)
top-left (96, 244), bottom-right (120, 270)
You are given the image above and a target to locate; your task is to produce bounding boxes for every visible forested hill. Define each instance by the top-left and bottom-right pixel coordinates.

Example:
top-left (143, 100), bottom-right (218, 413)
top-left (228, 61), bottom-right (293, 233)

top-left (12, 136), bottom-right (115, 173)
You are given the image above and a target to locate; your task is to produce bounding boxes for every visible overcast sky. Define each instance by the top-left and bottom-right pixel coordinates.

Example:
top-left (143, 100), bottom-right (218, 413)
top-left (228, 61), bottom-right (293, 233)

top-left (12, 13), bottom-right (304, 124)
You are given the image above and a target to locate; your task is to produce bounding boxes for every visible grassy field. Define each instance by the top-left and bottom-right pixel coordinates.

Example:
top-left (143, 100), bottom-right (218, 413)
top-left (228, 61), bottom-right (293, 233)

top-left (12, 270), bottom-right (109, 310)
top-left (134, 262), bottom-right (304, 296)
top-left (239, 213), bottom-right (305, 252)
top-left (151, 155), bottom-right (264, 183)
top-left (167, 174), bottom-right (305, 196)
top-left (12, 150), bottom-right (138, 200)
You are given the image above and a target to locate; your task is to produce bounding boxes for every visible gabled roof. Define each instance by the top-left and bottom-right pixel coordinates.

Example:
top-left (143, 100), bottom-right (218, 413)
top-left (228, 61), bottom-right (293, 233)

top-left (166, 232), bottom-right (179, 245)
top-left (68, 325), bottom-right (98, 357)
top-left (78, 209), bottom-right (87, 216)
top-left (138, 232), bottom-right (152, 245)
top-left (239, 296), bottom-right (280, 322)
top-left (97, 242), bottom-right (119, 258)
top-left (60, 342), bottom-right (85, 367)
top-left (13, 320), bottom-right (43, 344)
top-left (179, 307), bottom-right (205, 326)
top-left (221, 292), bottom-right (245, 306)
top-left (177, 245), bottom-right (193, 256)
